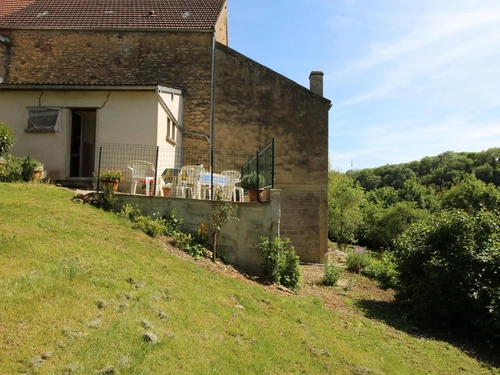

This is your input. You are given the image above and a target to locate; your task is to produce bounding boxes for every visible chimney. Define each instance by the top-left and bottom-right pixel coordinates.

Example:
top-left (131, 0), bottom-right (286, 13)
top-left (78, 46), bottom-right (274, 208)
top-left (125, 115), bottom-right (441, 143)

top-left (309, 71), bottom-right (324, 96)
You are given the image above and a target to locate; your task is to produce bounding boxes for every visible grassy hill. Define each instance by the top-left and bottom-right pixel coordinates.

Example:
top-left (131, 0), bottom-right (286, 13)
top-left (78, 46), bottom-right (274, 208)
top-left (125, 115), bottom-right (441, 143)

top-left (0, 183), bottom-right (498, 374)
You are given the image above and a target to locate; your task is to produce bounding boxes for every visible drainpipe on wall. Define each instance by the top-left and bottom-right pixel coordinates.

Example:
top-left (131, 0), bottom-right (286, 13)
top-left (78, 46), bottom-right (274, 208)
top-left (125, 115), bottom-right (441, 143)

top-left (209, 29), bottom-right (216, 197)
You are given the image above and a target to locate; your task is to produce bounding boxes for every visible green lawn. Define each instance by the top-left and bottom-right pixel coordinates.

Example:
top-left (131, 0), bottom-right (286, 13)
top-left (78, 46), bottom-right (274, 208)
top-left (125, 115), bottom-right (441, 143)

top-left (0, 183), bottom-right (498, 374)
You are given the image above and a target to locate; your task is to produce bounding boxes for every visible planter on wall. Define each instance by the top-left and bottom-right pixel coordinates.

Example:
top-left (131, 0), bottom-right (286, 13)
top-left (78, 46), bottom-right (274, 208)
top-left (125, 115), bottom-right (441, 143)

top-left (101, 180), bottom-right (119, 192)
top-left (247, 188), bottom-right (266, 202)
top-left (142, 188), bottom-right (154, 196)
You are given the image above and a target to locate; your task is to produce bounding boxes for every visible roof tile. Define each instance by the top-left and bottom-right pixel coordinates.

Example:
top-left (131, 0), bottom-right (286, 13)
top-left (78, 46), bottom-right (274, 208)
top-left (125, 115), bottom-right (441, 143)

top-left (0, 0), bottom-right (225, 30)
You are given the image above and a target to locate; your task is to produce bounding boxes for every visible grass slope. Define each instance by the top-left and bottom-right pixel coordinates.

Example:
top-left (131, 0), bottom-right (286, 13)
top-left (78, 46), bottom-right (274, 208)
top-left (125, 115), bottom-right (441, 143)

top-left (0, 183), bottom-right (498, 375)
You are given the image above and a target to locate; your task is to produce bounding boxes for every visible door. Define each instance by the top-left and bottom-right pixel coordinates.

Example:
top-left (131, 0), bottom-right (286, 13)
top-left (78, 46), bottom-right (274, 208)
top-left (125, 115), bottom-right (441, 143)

top-left (70, 109), bottom-right (96, 177)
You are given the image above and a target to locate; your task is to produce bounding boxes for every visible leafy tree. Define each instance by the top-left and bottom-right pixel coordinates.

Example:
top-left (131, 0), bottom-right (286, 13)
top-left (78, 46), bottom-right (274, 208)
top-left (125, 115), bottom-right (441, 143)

top-left (361, 202), bottom-right (430, 249)
top-left (399, 178), bottom-right (439, 211)
top-left (441, 174), bottom-right (500, 213)
top-left (366, 186), bottom-right (399, 208)
top-left (394, 209), bottom-right (500, 341)
top-left (328, 171), bottom-right (365, 248)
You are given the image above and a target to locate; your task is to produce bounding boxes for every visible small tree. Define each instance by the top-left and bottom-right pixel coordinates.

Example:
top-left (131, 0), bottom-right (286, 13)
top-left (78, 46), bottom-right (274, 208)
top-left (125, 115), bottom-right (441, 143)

top-left (0, 122), bottom-right (15, 157)
top-left (328, 171), bottom-right (366, 248)
top-left (209, 190), bottom-right (237, 262)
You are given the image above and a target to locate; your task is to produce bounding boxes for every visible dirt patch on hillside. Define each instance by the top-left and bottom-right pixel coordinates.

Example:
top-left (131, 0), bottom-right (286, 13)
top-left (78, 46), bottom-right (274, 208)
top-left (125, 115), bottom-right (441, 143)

top-left (159, 238), bottom-right (394, 317)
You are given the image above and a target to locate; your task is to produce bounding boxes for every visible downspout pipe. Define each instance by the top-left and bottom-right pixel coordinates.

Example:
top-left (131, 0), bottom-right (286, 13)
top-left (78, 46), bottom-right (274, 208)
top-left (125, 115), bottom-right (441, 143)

top-left (209, 29), bottom-right (216, 197)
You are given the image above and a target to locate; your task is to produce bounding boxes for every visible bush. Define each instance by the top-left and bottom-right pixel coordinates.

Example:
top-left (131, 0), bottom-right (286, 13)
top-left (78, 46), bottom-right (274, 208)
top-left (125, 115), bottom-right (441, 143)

top-left (394, 209), bottom-right (500, 341)
top-left (133, 213), bottom-right (168, 238)
top-left (345, 247), bottom-right (371, 273)
top-left (21, 155), bottom-right (41, 182)
top-left (258, 236), bottom-right (301, 290)
top-left (0, 122), bottom-right (15, 157)
top-left (363, 251), bottom-right (399, 290)
top-left (0, 156), bottom-right (23, 182)
top-left (172, 232), bottom-right (205, 257)
top-left (94, 183), bottom-right (117, 211)
top-left (323, 261), bottom-right (342, 286)
top-left (162, 210), bottom-right (183, 236)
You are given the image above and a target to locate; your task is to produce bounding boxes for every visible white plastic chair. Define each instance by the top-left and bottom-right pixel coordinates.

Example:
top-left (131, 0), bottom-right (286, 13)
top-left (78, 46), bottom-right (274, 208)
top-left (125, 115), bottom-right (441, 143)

top-left (127, 160), bottom-right (155, 195)
top-left (221, 170), bottom-right (244, 202)
top-left (179, 165), bottom-right (204, 199)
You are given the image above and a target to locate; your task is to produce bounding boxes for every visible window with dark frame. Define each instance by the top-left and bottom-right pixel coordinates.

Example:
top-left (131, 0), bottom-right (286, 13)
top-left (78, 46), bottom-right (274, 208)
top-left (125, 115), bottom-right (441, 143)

top-left (26, 107), bottom-right (61, 132)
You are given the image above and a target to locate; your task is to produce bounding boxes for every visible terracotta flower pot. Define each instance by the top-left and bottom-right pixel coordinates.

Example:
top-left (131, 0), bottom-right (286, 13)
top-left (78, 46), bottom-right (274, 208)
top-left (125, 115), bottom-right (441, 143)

top-left (162, 187), bottom-right (171, 197)
top-left (142, 188), bottom-right (154, 196)
top-left (101, 179), bottom-right (119, 192)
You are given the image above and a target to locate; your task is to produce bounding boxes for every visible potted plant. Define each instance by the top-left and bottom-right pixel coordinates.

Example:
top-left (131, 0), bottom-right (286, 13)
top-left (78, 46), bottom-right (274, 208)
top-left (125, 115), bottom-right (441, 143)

top-left (32, 164), bottom-right (45, 182)
top-left (141, 178), bottom-right (155, 196)
top-left (240, 172), bottom-right (266, 202)
top-left (162, 182), bottom-right (172, 197)
top-left (97, 169), bottom-right (124, 192)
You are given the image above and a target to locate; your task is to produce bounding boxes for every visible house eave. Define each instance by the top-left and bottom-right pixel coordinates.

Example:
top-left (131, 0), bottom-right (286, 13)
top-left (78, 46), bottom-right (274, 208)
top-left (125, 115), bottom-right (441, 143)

top-left (0, 84), bottom-right (181, 92)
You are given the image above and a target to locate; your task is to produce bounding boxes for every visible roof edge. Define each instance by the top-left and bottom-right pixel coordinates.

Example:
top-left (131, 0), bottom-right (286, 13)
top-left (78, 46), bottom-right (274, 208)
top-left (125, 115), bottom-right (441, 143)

top-left (0, 83), bottom-right (182, 92)
top-left (0, 26), bottom-right (214, 32)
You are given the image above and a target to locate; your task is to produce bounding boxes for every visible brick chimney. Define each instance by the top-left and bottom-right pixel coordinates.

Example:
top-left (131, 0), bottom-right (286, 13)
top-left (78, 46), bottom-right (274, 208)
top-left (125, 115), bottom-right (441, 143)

top-left (309, 71), bottom-right (324, 97)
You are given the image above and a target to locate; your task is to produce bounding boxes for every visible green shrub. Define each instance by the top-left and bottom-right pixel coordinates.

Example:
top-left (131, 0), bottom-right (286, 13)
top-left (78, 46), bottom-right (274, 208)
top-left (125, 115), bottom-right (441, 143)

top-left (0, 156), bottom-right (23, 182)
top-left (132, 213), bottom-right (168, 238)
top-left (118, 204), bottom-right (142, 222)
top-left (345, 247), bottom-right (371, 273)
top-left (172, 232), bottom-right (205, 258)
top-left (21, 155), bottom-right (41, 182)
top-left (94, 183), bottom-right (117, 211)
top-left (0, 122), bottom-right (15, 157)
top-left (363, 251), bottom-right (399, 290)
top-left (162, 210), bottom-right (183, 236)
top-left (394, 209), bottom-right (500, 341)
top-left (323, 261), bottom-right (342, 286)
top-left (258, 236), bottom-right (301, 290)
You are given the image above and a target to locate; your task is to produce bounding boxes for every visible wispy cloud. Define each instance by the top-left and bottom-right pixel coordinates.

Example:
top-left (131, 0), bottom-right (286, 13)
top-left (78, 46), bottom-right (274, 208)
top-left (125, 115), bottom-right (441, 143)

top-left (327, 0), bottom-right (500, 170)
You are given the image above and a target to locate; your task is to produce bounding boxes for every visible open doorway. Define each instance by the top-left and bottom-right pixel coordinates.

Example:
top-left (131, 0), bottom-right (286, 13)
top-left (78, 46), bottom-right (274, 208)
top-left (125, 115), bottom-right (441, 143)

top-left (70, 109), bottom-right (96, 177)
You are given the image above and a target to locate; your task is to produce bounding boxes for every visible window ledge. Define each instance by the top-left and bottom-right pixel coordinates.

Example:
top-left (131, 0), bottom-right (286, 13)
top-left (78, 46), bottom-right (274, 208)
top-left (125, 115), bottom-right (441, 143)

top-left (166, 137), bottom-right (176, 146)
top-left (24, 128), bottom-right (56, 133)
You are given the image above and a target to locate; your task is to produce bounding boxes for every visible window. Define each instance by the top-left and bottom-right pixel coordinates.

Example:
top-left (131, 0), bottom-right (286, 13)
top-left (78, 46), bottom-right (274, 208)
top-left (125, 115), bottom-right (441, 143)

top-left (166, 117), bottom-right (176, 143)
top-left (26, 107), bottom-right (61, 132)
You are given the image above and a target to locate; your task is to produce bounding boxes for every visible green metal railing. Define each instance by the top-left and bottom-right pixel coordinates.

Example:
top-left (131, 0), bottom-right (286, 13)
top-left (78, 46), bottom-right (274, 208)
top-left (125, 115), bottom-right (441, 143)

top-left (241, 139), bottom-right (275, 194)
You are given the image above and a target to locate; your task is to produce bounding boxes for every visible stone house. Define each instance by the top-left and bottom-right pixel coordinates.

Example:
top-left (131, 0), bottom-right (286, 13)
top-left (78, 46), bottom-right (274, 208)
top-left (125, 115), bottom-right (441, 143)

top-left (0, 0), bottom-right (331, 263)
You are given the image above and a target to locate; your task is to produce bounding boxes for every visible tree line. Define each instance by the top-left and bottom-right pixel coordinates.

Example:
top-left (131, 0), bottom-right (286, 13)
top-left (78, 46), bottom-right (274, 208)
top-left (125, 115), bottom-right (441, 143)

top-left (328, 147), bottom-right (500, 342)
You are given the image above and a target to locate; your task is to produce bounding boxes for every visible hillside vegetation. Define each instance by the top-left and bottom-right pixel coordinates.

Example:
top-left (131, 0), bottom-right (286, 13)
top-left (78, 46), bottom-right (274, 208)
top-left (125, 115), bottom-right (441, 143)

top-left (1, 183), bottom-right (499, 374)
top-left (328, 148), bottom-right (500, 343)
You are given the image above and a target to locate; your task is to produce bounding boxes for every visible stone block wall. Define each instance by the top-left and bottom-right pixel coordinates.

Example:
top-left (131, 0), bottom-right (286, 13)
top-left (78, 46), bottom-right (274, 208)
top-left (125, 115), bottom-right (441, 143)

top-left (0, 29), bottom-right (213, 138)
top-left (214, 43), bottom-right (330, 263)
top-left (113, 190), bottom-right (282, 275)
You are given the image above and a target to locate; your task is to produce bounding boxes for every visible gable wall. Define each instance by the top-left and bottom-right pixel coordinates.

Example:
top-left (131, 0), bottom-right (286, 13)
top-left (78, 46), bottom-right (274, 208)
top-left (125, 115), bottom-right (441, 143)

top-left (0, 29), bottom-right (213, 141)
top-left (214, 1), bottom-right (228, 46)
top-left (214, 44), bottom-right (330, 263)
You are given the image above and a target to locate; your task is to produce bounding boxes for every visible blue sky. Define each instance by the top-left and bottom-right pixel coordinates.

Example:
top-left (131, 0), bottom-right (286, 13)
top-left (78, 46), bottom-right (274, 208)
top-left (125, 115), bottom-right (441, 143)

top-left (227, 0), bottom-right (500, 172)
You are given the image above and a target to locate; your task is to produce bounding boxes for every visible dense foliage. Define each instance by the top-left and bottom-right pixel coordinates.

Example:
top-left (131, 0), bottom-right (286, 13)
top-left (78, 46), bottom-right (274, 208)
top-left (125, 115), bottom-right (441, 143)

top-left (329, 148), bottom-right (500, 341)
top-left (394, 209), bottom-right (500, 341)
top-left (258, 236), bottom-right (301, 290)
top-left (0, 122), bottom-right (15, 157)
top-left (347, 148), bottom-right (500, 190)
top-left (327, 171), bottom-right (365, 248)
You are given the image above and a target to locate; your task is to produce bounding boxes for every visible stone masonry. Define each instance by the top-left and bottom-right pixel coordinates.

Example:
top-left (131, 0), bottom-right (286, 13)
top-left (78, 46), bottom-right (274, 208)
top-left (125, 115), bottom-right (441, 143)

top-left (214, 43), bottom-right (330, 263)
